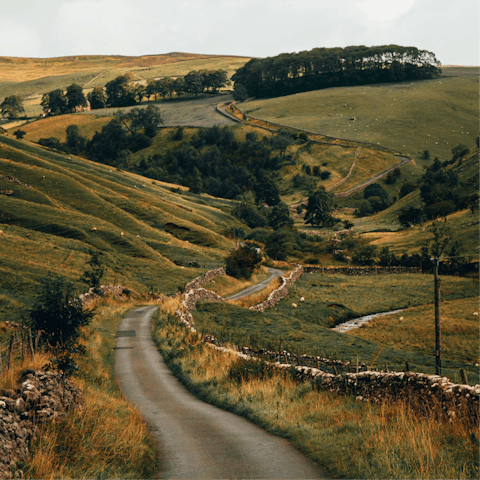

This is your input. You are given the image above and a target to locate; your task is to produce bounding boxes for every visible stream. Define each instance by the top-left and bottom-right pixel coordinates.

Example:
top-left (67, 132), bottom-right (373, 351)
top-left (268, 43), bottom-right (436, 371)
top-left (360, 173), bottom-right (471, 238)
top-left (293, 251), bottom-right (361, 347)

top-left (333, 309), bottom-right (405, 333)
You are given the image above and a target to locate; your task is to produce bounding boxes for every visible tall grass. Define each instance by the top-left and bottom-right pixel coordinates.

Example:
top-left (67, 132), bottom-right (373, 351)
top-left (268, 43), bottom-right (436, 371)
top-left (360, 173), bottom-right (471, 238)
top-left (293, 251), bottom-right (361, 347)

top-left (228, 276), bottom-right (281, 308)
top-left (153, 309), bottom-right (479, 479)
top-left (22, 298), bottom-right (158, 479)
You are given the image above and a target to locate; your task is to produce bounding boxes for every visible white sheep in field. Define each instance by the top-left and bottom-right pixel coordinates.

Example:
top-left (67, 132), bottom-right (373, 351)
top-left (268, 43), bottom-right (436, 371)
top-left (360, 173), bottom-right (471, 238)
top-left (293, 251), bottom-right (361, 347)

top-left (300, 297), bottom-right (305, 302)
top-left (292, 303), bottom-right (297, 308)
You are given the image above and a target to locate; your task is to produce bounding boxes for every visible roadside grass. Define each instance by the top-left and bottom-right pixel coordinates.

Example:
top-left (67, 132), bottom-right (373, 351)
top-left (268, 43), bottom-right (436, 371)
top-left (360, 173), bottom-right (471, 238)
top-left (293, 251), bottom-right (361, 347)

top-left (350, 296), bottom-right (480, 364)
top-left (0, 136), bottom-right (240, 322)
top-left (238, 68), bottom-right (479, 162)
top-left (23, 298), bottom-right (158, 479)
top-left (153, 310), bottom-right (479, 479)
top-left (203, 265), bottom-right (271, 298)
top-left (228, 276), bottom-right (282, 308)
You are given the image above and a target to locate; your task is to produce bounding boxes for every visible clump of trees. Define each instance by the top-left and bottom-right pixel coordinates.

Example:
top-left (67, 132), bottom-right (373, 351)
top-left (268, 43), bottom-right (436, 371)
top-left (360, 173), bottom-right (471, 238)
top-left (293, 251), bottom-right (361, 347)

top-left (0, 95), bottom-right (25, 119)
top-left (36, 105), bottom-right (163, 159)
top-left (233, 45), bottom-right (441, 99)
top-left (41, 83), bottom-right (87, 115)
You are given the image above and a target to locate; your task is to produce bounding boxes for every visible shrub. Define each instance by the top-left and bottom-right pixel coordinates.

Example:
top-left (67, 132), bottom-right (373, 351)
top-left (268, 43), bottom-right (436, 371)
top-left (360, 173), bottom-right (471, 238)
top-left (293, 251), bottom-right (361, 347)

top-left (225, 243), bottom-right (262, 280)
top-left (81, 250), bottom-right (105, 294)
top-left (13, 129), bottom-right (26, 139)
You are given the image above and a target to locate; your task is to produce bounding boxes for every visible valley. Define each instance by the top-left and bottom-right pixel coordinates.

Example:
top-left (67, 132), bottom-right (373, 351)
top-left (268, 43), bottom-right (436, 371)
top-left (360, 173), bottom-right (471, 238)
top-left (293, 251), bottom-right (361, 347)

top-left (0, 51), bottom-right (478, 479)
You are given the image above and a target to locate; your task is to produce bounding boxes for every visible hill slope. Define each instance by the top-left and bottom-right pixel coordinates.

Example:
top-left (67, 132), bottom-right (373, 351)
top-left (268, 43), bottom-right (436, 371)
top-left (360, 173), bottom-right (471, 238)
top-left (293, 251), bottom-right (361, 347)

top-left (0, 135), bottom-right (243, 321)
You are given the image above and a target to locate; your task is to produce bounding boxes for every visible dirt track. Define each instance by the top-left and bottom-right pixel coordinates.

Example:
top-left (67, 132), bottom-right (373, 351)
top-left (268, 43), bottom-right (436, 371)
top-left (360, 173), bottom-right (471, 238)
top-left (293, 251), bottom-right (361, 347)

top-left (115, 306), bottom-right (330, 479)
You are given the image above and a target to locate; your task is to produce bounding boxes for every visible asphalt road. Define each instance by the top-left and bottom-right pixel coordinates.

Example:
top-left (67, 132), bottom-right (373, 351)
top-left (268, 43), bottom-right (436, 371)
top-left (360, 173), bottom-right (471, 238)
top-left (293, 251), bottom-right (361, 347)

top-left (226, 267), bottom-right (285, 300)
top-left (115, 305), bottom-right (331, 479)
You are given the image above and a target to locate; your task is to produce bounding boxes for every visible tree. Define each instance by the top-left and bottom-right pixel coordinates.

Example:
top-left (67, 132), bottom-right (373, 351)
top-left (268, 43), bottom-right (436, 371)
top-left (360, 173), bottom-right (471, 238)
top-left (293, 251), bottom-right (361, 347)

top-left (421, 149), bottom-right (430, 160)
top-left (41, 89), bottom-right (68, 115)
top-left (232, 191), bottom-right (268, 228)
top-left (66, 125), bottom-right (86, 154)
top-left (352, 244), bottom-right (377, 265)
top-left (268, 201), bottom-right (294, 230)
top-left (0, 95), bottom-right (25, 119)
top-left (81, 250), bottom-right (105, 294)
top-left (233, 83), bottom-right (248, 101)
top-left (398, 206), bottom-right (424, 227)
top-left (105, 74), bottom-right (136, 107)
top-left (13, 129), bottom-right (26, 139)
top-left (87, 87), bottom-right (106, 109)
top-left (115, 105), bottom-right (163, 138)
top-left (66, 83), bottom-right (87, 110)
top-left (304, 188), bottom-right (336, 227)
top-left (25, 272), bottom-right (93, 376)
top-left (184, 71), bottom-right (204, 96)
top-left (225, 243), bottom-right (262, 280)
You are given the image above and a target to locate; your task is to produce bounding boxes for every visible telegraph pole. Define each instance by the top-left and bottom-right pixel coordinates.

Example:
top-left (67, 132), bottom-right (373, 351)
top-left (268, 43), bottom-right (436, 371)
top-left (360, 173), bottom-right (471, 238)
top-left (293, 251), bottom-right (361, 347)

top-left (433, 257), bottom-right (442, 376)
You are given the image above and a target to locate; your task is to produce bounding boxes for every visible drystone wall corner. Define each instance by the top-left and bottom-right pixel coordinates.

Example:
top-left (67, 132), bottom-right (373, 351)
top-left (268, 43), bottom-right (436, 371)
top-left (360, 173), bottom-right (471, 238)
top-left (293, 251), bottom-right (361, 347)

top-left (0, 370), bottom-right (84, 479)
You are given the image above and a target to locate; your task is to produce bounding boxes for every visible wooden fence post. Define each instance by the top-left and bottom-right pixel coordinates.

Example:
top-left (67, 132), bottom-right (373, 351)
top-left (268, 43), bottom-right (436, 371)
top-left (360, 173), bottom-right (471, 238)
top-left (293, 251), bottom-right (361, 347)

top-left (7, 335), bottom-right (14, 371)
top-left (29, 329), bottom-right (35, 359)
top-left (460, 368), bottom-right (468, 385)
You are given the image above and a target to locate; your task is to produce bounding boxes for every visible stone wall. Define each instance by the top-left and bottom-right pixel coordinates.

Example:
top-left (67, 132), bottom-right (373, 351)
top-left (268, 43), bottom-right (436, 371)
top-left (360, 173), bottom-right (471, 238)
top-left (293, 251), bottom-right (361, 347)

top-left (304, 266), bottom-right (421, 275)
top-left (79, 285), bottom-right (127, 306)
top-left (250, 264), bottom-right (304, 312)
top-left (0, 370), bottom-right (84, 479)
top-left (184, 267), bottom-right (225, 292)
top-left (207, 343), bottom-right (479, 425)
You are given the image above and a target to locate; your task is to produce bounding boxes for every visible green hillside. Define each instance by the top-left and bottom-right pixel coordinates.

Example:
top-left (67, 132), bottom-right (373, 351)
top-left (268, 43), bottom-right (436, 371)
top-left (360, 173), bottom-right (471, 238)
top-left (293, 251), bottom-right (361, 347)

top-left (0, 135), bottom-right (244, 321)
top-left (237, 67), bottom-right (478, 162)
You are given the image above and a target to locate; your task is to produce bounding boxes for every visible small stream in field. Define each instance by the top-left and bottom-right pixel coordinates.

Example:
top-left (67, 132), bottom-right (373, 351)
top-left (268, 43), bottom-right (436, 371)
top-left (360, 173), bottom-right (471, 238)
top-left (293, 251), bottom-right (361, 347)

top-left (333, 309), bottom-right (405, 333)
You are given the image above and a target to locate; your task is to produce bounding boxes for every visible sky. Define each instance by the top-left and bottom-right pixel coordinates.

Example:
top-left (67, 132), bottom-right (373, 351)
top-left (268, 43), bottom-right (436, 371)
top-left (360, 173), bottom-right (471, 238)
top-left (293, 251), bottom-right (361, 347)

top-left (0, 0), bottom-right (478, 65)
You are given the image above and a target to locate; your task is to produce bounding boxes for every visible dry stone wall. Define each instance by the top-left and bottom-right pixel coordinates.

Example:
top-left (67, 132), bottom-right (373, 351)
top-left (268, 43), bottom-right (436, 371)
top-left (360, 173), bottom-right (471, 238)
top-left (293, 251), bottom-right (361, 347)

top-left (171, 267), bottom-right (479, 424)
top-left (304, 266), bottom-right (421, 275)
top-left (184, 267), bottom-right (225, 292)
top-left (79, 285), bottom-right (127, 306)
top-left (250, 264), bottom-right (304, 312)
top-left (0, 370), bottom-right (84, 479)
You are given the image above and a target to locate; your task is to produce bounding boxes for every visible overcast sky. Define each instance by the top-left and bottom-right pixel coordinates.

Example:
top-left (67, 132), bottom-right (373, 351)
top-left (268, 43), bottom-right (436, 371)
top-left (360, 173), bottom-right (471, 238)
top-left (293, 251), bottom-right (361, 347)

top-left (1, 0), bottom-right (478, 65)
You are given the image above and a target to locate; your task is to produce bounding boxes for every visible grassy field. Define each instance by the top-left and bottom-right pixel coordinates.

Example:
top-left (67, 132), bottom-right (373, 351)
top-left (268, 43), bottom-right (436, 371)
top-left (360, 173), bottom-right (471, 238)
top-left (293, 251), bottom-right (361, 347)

top-left (153, 309), bottom-right (479, 479)
top-left (350, 296), bottom-right (479, 364)
top-left (1, 298), bottom-right (158, 479)
top-left (238, 67), bottom-right (478, 163)
top-left (0, 134), bottom-right (245, 322)
top-left (193, 273), bottom-right (479, 382)
top-left (0, 54), bottom-right (250, 119)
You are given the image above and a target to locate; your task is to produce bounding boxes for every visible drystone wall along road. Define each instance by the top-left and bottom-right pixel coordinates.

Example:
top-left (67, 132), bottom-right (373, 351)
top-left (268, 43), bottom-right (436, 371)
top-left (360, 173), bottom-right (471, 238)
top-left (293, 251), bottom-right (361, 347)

top-left (115, 306), bottom-right (330, 479)
top-left (250, 264), bottom-right (304, 312)
top-left (0, 371), bottom-right (85, 479)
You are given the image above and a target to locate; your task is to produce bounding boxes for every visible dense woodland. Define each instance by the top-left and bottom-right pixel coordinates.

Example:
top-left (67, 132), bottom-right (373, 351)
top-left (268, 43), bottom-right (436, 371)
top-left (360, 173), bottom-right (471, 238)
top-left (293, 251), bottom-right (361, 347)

top-left (232, 45), bottom-right (441, 99)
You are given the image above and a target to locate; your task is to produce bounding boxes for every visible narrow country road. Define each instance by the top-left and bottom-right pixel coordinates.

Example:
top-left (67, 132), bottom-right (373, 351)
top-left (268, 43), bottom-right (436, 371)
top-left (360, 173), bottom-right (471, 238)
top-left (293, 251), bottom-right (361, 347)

top-left (226, 267), bottom-right (285, 300)
top-left (115, 306), bottom-right (330, 479)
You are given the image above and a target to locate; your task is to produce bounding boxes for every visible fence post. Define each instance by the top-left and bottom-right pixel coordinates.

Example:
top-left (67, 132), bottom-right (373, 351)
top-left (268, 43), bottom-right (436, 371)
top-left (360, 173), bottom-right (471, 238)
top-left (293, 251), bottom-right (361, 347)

top-left (460, 368), bottom-right (468, 385)
top-left (7, 335), bottom-right (14, 371)
top-left (28, 328), bottom-right (35, 359)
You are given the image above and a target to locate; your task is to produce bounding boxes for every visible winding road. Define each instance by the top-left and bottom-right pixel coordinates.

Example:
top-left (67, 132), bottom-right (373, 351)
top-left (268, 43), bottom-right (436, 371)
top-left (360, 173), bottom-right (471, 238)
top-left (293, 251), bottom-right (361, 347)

top-left (115, 305), bottom-right (330, 479)
top-left (226, 267), bottom-right (284, 300)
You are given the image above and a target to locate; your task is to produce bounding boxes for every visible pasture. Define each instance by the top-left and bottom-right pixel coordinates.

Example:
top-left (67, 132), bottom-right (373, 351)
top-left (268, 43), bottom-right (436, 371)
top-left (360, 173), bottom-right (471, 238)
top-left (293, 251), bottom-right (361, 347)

top-left (238, 67), bottom-right (478, 162)
top-left (0, 135), bottom-right (245, 322)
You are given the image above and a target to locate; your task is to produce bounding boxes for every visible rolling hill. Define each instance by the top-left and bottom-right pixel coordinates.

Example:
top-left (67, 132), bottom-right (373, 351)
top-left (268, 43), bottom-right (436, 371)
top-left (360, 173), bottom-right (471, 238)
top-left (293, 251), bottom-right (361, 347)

top-left (0, 134), bottom-right (245, 322)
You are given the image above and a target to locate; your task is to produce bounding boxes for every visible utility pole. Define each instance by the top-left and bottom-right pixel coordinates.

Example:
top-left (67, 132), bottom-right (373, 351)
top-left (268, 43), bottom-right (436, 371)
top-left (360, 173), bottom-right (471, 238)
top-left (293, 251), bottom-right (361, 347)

top-left (433, 257), bottom-right (442, 376)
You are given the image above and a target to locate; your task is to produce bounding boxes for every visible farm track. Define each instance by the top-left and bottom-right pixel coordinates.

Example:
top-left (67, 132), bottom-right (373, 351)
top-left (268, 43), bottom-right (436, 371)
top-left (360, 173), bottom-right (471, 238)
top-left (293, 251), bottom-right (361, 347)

top-left (115, 306), bottom-right (330, 479)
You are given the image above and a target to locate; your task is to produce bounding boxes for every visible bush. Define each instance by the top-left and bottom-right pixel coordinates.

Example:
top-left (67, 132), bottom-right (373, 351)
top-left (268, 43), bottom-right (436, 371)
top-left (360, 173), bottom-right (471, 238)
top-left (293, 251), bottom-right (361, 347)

top-left (225, 243), bottom-right (262, 280)
top-left (25, 273), bottom-right (93, 377)
top-left (81, 250), bottom-right (105, 294)
top-left (13, 129), bottom-right (26, 139)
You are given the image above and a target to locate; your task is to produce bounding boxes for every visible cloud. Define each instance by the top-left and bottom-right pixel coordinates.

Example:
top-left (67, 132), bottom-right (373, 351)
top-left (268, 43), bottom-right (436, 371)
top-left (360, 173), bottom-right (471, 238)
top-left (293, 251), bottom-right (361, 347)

top-left (55, 0), bottom-right (146, 55)
top-left (0, 23), bottom-right (42, 57)
top-left (355, 0), bottom-right (417, 22)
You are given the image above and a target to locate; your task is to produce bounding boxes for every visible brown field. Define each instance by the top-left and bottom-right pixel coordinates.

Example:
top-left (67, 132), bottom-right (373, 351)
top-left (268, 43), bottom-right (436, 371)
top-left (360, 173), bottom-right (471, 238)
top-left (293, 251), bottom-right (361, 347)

top-left (0, 53), bottom-right (249, 83)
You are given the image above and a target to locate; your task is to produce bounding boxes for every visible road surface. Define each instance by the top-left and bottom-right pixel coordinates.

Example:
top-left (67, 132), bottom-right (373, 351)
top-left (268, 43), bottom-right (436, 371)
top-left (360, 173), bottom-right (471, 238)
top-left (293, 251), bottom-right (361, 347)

top-left (115, 305), bottom-right (330, 478)
top-left (226, 267), bottom-right (285, 300)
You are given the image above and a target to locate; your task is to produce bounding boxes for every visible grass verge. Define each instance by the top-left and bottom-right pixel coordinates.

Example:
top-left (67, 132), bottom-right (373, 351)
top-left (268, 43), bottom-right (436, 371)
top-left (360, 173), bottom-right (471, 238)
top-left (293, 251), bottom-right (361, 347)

top-left (19, 298), bottom-right (158, 479)
top-left (152, 309), bottom-right (479, 479)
